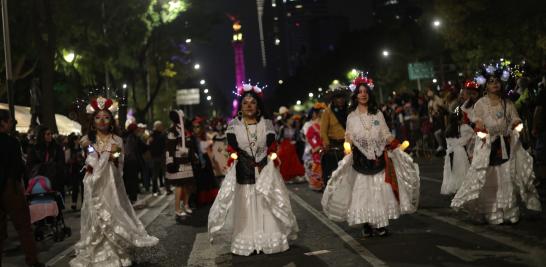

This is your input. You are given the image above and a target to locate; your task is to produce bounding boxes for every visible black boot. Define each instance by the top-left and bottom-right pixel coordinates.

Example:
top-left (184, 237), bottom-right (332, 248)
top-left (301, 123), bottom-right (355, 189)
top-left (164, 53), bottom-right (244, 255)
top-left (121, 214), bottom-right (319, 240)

top-left (361, 223), bottom-right (373, 237)
top-left (375, 227), bottom-right (389, 237)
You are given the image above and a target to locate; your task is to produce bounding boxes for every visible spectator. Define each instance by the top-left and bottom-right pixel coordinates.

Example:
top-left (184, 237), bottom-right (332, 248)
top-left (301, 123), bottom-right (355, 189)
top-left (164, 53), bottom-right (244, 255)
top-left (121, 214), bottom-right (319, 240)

top-left (149, 121), bottom-right (169, 196)
top-left (26, 126), bottom-right (66, 198)
top-left (0, 109), bottom-right (44, 267)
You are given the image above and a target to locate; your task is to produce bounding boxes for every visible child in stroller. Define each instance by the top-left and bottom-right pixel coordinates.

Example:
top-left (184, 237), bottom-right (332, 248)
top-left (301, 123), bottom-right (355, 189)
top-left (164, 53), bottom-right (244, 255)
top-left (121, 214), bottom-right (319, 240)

top-left (25, 176), bottom-right (71, 242)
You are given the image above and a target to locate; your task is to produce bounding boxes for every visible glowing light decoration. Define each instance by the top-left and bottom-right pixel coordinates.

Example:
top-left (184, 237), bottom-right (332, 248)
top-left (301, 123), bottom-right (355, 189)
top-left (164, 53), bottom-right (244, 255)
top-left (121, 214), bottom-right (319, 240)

top-left (400, 140), bottom-right (410, 151)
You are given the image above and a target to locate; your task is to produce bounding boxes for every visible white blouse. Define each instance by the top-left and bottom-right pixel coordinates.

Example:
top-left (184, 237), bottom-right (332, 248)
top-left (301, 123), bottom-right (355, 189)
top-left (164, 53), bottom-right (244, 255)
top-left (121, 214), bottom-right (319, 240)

top-left (346, 110), bottom-right (393, 160)
top-left (473, 96), bottom-right (520, 137)
top-left (226, 117), bottom-right (276, 161)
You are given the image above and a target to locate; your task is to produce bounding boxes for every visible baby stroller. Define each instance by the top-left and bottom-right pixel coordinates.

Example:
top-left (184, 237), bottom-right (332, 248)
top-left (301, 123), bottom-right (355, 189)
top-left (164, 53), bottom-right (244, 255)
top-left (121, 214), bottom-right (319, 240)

top-left (25, 176), bottom-right (72, 242)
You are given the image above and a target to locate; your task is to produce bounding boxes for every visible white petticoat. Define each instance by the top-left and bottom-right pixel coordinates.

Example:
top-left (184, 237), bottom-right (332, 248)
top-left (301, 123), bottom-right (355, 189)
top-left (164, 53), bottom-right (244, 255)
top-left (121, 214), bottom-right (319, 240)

top-left (208, 160), bottom-right (298, 256)
top-left (348, 170), bottom-right (400, 227)
top-left (441, 144), bottom-right (470, 195)
top-left (322, 148), bottom-right (420, 228)
top-left (451, 130), bottom-right (541, 224)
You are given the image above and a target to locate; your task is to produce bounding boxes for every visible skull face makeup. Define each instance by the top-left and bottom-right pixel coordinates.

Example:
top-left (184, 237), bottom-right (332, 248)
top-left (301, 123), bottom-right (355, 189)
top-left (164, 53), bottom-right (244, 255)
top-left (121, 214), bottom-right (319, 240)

top-left (94, 110), bottom-right (112, 132)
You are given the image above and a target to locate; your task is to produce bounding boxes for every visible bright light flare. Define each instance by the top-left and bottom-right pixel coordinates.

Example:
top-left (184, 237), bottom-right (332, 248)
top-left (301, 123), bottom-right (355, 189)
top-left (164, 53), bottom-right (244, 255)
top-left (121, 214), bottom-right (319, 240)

top-left (400, 140), bottom-right (410, 151)
top-left (477, 131), bottom-right (488, 139)
top-left (343, 142), bottom-right (352, 154)
top-left (515, 123), bottom-right (524, 132)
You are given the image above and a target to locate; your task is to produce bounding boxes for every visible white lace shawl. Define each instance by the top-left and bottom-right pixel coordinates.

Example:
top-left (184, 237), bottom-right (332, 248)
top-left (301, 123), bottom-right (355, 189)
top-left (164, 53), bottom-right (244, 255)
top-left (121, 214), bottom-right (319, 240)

top-left (346, 110), bottom-right (393, 160)
top-left (226, 117), bottom-right (276, 161)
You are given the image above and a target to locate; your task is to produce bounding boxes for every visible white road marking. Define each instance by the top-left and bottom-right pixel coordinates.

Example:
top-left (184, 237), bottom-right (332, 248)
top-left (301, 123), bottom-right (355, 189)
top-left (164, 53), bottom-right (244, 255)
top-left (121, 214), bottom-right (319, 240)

top-left (187, 233), bottom-right (219, 267)
top-left (46, 194), bottom-right (170, 266)
top-left (289, 192), bottom-right (388, 267)
top-left (419, 209), bottom-right (546, 264)
top-left (304, 249), bottom-right (331, 256)
top-left (420, 176), bottom-right (441, 183)
top-left (437, 245), bottom-right (545, 266)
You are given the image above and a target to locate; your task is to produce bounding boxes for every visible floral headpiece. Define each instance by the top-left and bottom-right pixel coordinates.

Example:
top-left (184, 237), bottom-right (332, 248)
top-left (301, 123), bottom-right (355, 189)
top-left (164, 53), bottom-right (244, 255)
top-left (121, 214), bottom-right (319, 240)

top-left (349, 71), bottom-right (374, 92)
top-left (463, 80), bottom-right (480, 91)
top-left (85, 96), bottom-right (118, 114)
top-left (474, 58), bottom-right (513, 86)
top-left (242, 82), bottom-right (264, 97)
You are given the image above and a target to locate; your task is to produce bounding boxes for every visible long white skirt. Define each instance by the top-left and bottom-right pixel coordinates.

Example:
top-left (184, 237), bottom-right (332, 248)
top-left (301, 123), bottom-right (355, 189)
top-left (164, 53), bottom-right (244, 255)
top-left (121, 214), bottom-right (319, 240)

top-left (475, 162), bottom-right (519, 224)
top-left (441, 145), bottom-right (470, 195)
top-left (232, 184), bottom-right (290, 255)
top-left (348, 170), bottom-right (400, 227)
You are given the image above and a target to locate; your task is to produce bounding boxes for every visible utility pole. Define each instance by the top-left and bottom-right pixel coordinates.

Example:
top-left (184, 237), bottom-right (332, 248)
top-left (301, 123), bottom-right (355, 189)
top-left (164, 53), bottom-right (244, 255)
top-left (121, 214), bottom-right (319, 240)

top-left (1, 0), bottom-right (14, 129)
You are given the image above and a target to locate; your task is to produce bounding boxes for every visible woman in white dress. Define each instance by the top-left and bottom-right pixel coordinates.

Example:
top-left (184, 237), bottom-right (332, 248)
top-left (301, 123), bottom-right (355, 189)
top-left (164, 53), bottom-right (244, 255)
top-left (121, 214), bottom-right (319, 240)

top-left (441, 110), bottom-right (474, 195)
top-left (322, 75), bottom-right (420, 237)
top-left (208, 84), bottom-right (298, 256)
top-left (451, 65), bottom-right (541, 224)
top-left (70, 97), bottom-right (158, 267)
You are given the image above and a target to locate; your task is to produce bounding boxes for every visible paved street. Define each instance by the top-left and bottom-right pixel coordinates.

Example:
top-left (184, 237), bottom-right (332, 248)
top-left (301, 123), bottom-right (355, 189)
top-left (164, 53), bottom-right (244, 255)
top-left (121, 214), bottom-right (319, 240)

top-left (3, 158), bottom-right (546, 266)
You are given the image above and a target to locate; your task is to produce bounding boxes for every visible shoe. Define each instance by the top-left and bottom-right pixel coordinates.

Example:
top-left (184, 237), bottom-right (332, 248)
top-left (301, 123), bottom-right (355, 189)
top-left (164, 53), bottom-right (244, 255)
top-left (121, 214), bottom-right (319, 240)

top-left (375, 227), bottom-right (389, 237)
top-left (184, 205), bottom-right (193, 214)
top-left (361, 223), bottom-right (373, 238)
top-left (153, 192), bottom-right (159, 197)
top-left (175, 211), bottom-right (187, 217)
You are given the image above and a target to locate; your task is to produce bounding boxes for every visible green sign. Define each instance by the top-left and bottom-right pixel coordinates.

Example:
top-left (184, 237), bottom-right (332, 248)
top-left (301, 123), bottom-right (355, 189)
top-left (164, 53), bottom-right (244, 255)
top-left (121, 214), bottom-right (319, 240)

top-left (408, 62), bottom-right (434, 80)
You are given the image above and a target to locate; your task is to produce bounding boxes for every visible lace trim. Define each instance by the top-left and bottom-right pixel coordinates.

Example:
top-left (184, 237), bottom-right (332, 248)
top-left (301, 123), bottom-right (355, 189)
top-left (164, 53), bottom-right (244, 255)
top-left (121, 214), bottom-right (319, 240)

top-left (231, 232), bottom-right (290, 256)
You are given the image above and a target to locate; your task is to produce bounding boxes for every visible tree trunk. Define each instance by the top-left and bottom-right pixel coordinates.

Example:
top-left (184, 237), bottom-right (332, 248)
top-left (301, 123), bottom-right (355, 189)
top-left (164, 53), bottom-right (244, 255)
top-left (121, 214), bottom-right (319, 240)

top-left (33, 0), bottom-right (57, 132)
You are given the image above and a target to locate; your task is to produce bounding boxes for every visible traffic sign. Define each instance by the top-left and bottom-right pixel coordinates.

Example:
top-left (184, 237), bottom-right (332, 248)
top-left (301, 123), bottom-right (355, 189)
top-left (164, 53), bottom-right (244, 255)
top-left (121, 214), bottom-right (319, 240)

top-left (408, 62), bottom-right (434, 80)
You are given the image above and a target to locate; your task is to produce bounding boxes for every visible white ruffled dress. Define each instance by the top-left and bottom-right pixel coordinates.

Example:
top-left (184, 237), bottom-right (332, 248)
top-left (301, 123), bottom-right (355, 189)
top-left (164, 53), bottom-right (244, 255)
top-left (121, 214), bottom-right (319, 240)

top-left (208, 118), bottom-right (298, 256)
top-left (70, 135), bottom-right (158, 267)
top-left (321, 111), bottom-right (420, 228)
top-left (451, 97), bottom-right (542, 224)
top-left (441, 124), bottom-right (474, 195)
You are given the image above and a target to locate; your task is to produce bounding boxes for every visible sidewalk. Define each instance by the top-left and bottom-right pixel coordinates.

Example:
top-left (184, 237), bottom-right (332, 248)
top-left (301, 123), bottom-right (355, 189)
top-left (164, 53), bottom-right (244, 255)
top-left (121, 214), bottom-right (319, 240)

top-left (1, 190), bottom-right (161, 267)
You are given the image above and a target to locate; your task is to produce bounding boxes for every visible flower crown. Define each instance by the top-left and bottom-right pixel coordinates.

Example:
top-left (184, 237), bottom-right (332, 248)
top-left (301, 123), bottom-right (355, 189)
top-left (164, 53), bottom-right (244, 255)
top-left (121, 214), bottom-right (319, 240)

top-left (474, 59), bottom-right (513, 86)
top-left (463, 80), bottom-right (480, 90)
top-left (349, 72), bottom-right (374, 92)
top-left (233, 81), bottom-right (266, 98)
top-left (85, 96), bottom-right (119, 114)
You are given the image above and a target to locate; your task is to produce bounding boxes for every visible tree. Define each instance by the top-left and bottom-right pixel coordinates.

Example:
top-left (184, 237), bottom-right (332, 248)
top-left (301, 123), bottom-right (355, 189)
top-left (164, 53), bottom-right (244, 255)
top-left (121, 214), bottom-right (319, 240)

top-left (433, 0), bottom-right (546, 72)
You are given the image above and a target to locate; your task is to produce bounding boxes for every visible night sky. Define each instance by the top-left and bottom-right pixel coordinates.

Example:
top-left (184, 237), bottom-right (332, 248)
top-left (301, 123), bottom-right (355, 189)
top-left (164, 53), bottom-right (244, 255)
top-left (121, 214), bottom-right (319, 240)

top-left (192, 0), bottom-right (373, 115)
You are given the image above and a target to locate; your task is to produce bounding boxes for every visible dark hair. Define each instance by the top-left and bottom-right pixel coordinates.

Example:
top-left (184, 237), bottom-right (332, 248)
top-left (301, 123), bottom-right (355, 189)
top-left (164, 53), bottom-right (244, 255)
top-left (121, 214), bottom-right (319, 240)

top-left (0, 109), bottom-right (11, 123)
top-left (445, 112), bottom-right (462, 138)
top-left (236, 91), bottom-right (266, 121)
top-left (36, 125), bottom-right (52, 145)
top-left (169, 110), bottom-right (180, 124)
top-left (86, 109), bottom-right (118, 143)
top-left (348, 84), bottom-right (378, 114)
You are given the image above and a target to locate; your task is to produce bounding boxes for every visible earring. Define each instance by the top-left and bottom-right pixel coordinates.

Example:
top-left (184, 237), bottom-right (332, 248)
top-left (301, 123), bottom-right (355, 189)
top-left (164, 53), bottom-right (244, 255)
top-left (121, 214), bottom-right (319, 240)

top-left (238, 111), bottom-right (243, 117)
top-left (256, 110), bottom-right (261, 117)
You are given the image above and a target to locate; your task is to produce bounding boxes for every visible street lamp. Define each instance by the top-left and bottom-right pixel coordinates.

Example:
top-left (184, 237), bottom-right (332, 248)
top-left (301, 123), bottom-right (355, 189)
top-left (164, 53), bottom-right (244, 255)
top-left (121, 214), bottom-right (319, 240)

top-left (185, 38), bottom-right (192, 43)
top-left (382, 50), bottom-right (390, 57)
top-left (278, 79), bottom-right (283, 84)
top-left (63, 51), bottom-right (75, 63)
top-left (296, 100), bottom-right (301, 105)
top-left (308, 92), bottom-right (314, 98)
top-left (432, 19), bottom-right (441, 28)
top-left (204, 88), bottom-right (209, 94)
top-left (318, 87), bottom-right (323, 92)
top-left (206, 95), bottom-right (212, 101)
top-left (200, 79), bottom-right (206, 85)
top-left (432, 78), bottom-right (438, 83)
top-left (194, 63), bottom-right (200, 70)
top-left (122, 83), bottom-right (127, 89)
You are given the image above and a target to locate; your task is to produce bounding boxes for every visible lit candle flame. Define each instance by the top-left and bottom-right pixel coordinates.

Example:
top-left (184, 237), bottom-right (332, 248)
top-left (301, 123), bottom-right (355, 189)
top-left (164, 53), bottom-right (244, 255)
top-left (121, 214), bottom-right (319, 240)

top-left (400, 140), bottom-right (410, 151)
top-left (230, 153), bottom-right (238, 160)
top-left (477, 131), bottom-right (488, 139)
top-left (343, 142), bottom-right (352, 154)
top-left (515, 123), bottom-right (524, 132)
top-left (270, 152), bottom-right (278, 160)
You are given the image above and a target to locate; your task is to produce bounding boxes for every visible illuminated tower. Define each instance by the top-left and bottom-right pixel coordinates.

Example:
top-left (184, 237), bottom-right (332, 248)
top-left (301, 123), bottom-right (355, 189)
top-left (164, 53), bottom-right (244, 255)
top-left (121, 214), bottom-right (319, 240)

top-left (231, 18), bottom-right (246, 117)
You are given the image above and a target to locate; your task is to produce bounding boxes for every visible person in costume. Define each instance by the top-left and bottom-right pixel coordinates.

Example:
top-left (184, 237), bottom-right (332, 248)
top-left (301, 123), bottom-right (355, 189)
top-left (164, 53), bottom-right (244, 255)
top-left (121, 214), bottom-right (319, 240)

top-left (209, 117), bottom-right (229, 184)
top-left (208, 83), bottom-right (298, 256)
top-left (277, 114), bottom-right (306, 183)
top-left (166, 110), bottom-right (198, 217)
top-left (305, 102), bottom-right (327, 191)
top-left (451, 61), bottom-right (542, 224)
top-left (441, 109), bottom-right (474, 195)
top-left (192, 116), bottom-right (219, 205)
top-left (71, 97), bottom-right (158, 267)
top-left (320, 84), bottom-right (350, 187)
top-left (322, 74), bottom-right (420, 237)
